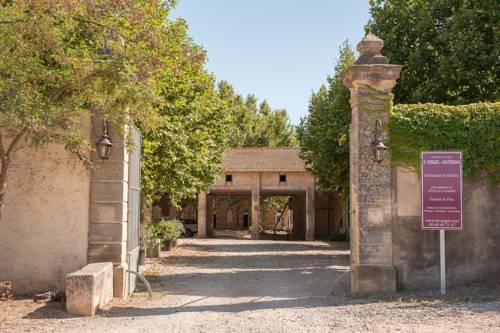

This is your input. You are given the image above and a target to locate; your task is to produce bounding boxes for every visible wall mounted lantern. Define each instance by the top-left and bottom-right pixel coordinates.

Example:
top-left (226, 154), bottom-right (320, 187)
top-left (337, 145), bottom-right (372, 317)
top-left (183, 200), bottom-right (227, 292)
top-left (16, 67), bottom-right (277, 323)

top-left (96, 120), bottom-right (113, 160)
top-left (372, 119), bottom-right (388, 163)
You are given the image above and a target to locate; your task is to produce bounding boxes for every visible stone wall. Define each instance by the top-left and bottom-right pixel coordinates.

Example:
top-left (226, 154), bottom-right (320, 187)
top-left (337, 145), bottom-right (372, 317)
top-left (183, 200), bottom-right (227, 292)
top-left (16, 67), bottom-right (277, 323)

top-left (0, 122), bottom-right (91, 295)
top-left (211, 171), bottom-right (314, 189)
top-left (392, 167), bottom-right (500, 289)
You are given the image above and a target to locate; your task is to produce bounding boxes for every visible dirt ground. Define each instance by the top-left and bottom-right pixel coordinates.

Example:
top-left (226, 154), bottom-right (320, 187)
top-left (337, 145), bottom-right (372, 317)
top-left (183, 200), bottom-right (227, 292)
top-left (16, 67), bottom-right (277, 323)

top-left (1, 239), bottom-right (499, 333)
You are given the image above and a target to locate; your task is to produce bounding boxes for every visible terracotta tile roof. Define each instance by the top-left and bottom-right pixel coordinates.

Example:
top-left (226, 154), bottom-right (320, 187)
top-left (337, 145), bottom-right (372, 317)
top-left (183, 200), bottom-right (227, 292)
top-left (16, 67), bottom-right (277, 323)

top-left (223, 148), bottom-right (306, 172)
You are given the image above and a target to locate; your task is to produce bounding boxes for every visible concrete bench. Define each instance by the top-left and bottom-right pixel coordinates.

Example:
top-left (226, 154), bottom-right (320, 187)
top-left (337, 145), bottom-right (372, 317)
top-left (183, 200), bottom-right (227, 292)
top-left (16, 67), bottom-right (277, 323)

top-left (66, 262), bottom-right (113, 316)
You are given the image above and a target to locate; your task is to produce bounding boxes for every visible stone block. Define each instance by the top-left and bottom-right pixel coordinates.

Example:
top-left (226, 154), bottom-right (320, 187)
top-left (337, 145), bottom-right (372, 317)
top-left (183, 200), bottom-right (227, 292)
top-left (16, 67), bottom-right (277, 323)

top-left (359, 163), bottom-right (391, 184)
top-left (358, 184), bottom-right (391, 204)
top-left (88, 242), bottom-right (126, 263)
top-left (359, 224), bottom-right (392, 244)
top-left (90, 181), bottom-right (128, 203)
top-left (88, 223), bottom-right (127, 243)
top-left (89, 202), bottom-right (127, 223)
top-left (66, 262), bottom-right (113, 316)
top-left (91, 161), bottom-right (128, 182)
top-left (113, 263), bottom-right (128, 299)
top-left (359, 244), bottom-right (393, 265)
top-left (359, 204), bottom-right (391, 227)
top-left (351, 264), bottom-right (396, 297)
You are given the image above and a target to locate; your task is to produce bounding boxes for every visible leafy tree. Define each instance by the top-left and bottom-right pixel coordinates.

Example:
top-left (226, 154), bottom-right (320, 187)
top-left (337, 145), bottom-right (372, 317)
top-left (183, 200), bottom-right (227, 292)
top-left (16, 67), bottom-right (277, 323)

top-left (259, 100), bottom-right (271, 116)
top-left (367, 0), bottom-right (499, 104)
top-left (0, 0), bottom-right (173, 219)
top-left (141, 19), bottom-right (231, 206)
top-left (217, 81), bottom-right (298, 148)
top-left (217, 81), bottom-right (256, 148)
top-left (297, 42), bottom-right (355, 197)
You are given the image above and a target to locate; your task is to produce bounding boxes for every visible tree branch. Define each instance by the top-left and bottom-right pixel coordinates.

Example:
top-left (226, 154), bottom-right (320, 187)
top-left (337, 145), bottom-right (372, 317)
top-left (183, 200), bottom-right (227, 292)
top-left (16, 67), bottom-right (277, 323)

top-left (0, 20), bottom-right (26, 25)
top-left (72, 17), bottom-right (133, 43)
top-left (0, 130), bottom-right (9, 187)
top-left (6, 127), bottom-right (28, 159)
top-left (0, 130), bottom-right (7, 166)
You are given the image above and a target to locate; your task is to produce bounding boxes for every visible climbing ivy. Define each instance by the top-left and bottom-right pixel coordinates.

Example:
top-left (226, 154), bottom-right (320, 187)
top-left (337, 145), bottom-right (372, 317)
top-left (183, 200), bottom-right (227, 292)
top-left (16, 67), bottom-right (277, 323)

top-left (357, 83), bottom-right (394, 116)
top-left (389, 102), bottom-right (500, 182)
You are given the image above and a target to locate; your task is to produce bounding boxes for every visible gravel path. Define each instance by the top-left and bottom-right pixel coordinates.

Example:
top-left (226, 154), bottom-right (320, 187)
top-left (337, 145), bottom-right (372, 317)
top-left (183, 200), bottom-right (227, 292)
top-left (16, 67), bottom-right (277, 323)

top-left (1, 239), bottom-right (499, 332)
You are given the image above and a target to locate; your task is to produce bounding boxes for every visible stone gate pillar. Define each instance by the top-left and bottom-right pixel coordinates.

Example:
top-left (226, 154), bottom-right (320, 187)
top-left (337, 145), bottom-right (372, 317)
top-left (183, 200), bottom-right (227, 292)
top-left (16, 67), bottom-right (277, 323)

top-left (342, 33), bottom-right (402, 296)
top-left (250, 172), bottom-right (261, 239)
top-left (305, 182), bottom-right (315, 241)
top-left (197, 191), bottom-right (207, 238)
top-left (206, 194), bottom-right (214, 237)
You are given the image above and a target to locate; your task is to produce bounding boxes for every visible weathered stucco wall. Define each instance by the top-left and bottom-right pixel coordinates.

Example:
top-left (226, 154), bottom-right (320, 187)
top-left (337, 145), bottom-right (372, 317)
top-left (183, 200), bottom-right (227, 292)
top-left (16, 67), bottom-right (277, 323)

top-left (0, 127), bottom-right (91, 294)
top-left (212, 171), bottom-right (314, 189)
top-left (393, 166), bottom-right (500, 289)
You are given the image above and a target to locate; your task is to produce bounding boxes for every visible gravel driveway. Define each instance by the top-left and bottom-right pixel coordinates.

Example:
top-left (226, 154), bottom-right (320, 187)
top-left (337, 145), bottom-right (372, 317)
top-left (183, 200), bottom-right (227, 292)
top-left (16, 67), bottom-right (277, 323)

top-left (1, 239), bottom-right (499, 332)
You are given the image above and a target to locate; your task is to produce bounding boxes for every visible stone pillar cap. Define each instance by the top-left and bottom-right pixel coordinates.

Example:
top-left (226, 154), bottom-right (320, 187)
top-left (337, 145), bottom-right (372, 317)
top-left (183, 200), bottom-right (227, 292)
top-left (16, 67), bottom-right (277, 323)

top-left (355, 32), bottom-right (389, 65)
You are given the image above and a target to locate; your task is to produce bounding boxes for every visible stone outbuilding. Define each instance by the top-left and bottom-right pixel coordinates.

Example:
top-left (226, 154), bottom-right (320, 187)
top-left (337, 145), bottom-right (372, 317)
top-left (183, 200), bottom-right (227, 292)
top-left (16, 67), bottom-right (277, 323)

top-left (196, 148), bottom-right (347, 241)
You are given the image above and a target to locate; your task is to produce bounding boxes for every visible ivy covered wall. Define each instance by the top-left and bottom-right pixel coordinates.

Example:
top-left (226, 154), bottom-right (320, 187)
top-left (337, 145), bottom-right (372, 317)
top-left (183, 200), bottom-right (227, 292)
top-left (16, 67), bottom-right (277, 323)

top-left (389, 102), bottom-right (500, 182)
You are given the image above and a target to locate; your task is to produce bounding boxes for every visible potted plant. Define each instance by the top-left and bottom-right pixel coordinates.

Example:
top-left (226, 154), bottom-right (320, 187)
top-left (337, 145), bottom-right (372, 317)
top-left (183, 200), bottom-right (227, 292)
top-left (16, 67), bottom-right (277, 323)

top-left (156, 219), bottom-right (184, 251)
top-left (142, 222), bottom-right (161, 258)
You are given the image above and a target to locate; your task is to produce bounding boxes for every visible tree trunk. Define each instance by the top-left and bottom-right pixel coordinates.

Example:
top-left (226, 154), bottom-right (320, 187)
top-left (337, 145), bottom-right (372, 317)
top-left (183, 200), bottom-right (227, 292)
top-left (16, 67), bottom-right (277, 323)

top-left (0, 165), bottom-right (8, 222)
top-left (0, 127), bottom-right (28, 222)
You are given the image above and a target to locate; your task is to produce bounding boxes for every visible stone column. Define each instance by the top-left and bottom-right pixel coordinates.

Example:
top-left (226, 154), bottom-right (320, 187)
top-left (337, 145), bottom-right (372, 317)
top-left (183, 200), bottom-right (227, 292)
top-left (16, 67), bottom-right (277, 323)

top-left (197, 191), bottom-right (207, 238)
top-left (250, 173), bottom-right (261, 239)
top-left (206, 194), bottom-right (214, 237)
top-left (88, 114), bottom-right (130, 299)
top-left (342, 33), bottom-right (402, 296)
top-left (305, 184), bottom-right (315, 241)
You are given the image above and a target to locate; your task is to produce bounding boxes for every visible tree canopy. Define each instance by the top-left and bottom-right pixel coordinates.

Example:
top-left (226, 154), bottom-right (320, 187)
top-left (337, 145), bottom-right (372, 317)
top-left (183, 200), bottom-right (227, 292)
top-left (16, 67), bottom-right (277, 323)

top-left (141, 19), bottom-right (231, 205)
top-left (218, 81), bottom-right (298, 149)
top-left (143, 55), bottom-right (298, 206)
top-left (367, 0), bottom-right (499, 104)
top-left (0, 0), bottom-right (300, 211)
top-left (297, 42), bottom-right (354, 197)
top-left (0, 0), bottom-right (174, 217)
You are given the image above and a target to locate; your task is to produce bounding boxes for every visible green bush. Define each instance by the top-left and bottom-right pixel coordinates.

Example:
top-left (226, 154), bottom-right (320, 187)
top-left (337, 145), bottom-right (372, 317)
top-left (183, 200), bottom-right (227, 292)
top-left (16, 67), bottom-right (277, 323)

top-left (140, 223), bottom-right (160, 248)
top-left (390, 102), bottom-right (500, 182)
top-left (154, 219), bottom-right (185, 241)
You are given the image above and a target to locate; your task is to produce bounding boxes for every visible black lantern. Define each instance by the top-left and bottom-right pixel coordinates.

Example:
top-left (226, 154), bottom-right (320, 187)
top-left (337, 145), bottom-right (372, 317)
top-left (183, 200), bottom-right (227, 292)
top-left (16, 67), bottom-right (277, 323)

top-left (372, 120), bottom-right (388, 163)
top-left (96, 120), bottom-right (113, 160)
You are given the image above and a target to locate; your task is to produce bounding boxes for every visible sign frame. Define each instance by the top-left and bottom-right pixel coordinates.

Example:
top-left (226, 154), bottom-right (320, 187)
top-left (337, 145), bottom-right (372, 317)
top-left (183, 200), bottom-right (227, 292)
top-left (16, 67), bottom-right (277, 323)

top-left (420, 151), bottom-right (463, 231)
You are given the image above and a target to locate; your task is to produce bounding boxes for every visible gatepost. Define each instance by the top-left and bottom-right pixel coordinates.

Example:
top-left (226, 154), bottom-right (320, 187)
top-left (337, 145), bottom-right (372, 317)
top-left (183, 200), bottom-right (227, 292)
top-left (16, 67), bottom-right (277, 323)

top-left (342, 33), bottom-right (402, 296)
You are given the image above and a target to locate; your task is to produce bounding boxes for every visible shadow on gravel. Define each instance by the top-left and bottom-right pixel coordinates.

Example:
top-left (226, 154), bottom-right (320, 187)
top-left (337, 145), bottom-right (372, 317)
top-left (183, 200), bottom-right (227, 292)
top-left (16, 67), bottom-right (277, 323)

top-left (158, 253), bottom-right (350, 270)
top-left (186, 242), bottom-right (349, 253)
top-left (21, 302), bottom-right (80, 320)
top-left (100, 296), bottom-right (347, 317)
top-left (145, 267), bottom-right (349, 298)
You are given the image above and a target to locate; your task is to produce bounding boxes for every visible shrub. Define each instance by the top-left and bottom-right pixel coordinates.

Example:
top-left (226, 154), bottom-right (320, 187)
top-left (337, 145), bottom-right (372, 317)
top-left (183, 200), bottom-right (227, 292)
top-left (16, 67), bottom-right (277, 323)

top-left (140, 223), bottom-right (160, 248)
top-left (390, 102), bottom-right (500, 182)
top-left (154, 219), bottom-right (185, 241)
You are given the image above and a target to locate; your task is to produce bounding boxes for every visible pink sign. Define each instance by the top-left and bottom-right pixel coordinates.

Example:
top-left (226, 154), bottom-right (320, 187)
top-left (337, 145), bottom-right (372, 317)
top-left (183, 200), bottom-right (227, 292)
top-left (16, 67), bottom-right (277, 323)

top-left (421, 151), bottom-right (463, 230)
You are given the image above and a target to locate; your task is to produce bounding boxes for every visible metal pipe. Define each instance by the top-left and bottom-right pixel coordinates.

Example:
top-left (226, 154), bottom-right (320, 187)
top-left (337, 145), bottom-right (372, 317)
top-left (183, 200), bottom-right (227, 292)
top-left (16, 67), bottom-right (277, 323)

top-left (126, 270), bottom-right (153, 298)
top-left (440, 230), bottom-right (446, 295)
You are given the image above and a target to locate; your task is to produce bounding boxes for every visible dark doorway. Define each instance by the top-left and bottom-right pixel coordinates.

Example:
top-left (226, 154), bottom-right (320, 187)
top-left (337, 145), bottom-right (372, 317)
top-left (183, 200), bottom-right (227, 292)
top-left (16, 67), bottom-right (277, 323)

top-left (242, 213), bottom-right (249, 228)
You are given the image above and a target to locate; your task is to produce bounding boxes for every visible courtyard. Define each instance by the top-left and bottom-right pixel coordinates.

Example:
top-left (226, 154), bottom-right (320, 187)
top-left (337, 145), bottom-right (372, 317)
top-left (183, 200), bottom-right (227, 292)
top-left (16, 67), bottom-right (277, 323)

top-left (1, 239), bottom-right (499, 333)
